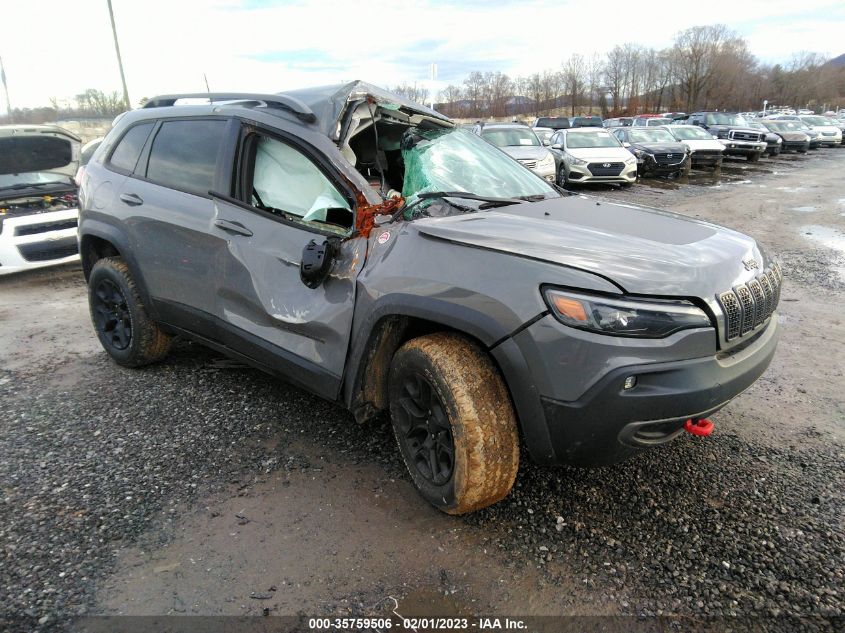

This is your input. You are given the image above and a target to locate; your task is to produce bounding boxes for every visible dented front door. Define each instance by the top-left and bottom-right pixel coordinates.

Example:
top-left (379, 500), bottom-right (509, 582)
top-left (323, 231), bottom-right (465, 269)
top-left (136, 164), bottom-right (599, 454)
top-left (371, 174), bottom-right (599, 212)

top-left (211, 196), bottom-right (365, 400)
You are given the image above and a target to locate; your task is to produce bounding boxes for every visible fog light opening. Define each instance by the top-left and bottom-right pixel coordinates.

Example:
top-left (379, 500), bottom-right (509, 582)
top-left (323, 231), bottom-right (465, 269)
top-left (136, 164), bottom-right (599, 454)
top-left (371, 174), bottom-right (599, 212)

top-left (623, 375), bottom-right (637, 390)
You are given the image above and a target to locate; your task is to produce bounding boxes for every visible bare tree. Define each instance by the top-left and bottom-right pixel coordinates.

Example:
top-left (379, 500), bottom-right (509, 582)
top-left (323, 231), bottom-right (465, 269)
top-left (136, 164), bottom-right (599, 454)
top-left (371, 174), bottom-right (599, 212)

top-left (562, 54), bottom-right (586, 115)
top-left (671, 24), bottom-right (733, 111)
top-left (392, 83), bottom-right (430, 105)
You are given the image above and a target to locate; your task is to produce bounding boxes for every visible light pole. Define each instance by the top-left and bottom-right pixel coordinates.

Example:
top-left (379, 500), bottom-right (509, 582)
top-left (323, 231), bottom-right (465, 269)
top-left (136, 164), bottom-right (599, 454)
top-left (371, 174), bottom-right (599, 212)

top-left (107, 0), bottom-right (131, 110)
top-left (0, 55), bottom-right (12, 123)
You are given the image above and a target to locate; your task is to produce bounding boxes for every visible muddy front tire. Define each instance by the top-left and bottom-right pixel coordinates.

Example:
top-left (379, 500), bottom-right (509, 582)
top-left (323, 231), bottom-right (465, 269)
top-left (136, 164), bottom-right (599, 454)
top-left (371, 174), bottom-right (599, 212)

top-left (388, 333), bottom-right (519, 515)
top-left (88, 257), bottom-right (172, 367)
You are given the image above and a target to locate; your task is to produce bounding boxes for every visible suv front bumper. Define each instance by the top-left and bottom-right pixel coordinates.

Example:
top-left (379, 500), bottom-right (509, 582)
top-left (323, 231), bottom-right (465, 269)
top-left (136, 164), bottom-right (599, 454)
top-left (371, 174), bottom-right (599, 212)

top-left (496, 314), bottom-right (779, 467)
top-left (0, 208), bottom-right (80, 275)
top-left (718, 139), bottom-right (767, 157)
top-left (566, 161), bottom-right (637, 184)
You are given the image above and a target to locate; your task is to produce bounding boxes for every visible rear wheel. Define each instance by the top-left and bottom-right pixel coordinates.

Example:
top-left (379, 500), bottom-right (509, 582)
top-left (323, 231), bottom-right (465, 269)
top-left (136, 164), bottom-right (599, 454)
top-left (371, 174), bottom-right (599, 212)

top-left (388, 333), bottom-right (519, 515)
top-left (88, 257), bottom-right (171, 367)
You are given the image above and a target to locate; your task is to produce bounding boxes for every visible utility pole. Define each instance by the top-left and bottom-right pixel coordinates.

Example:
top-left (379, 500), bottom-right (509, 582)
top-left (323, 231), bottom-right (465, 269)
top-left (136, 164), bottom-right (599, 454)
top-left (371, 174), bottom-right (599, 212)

top-left (429, 62), bottom-right (437, 111)
top-left (107, 0), bottom-right (131, 110)
top-left (0, 55), bottom-right (12, 123)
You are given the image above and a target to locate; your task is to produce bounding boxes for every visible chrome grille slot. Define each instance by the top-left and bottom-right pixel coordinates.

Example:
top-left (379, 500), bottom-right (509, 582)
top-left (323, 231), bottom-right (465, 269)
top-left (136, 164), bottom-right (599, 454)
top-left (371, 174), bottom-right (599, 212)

top-left (736, 285), bottom-right (755, 334)
top-left (746, 280), bottom-right (765, 328)
top-left (717, 264), bottom-right (783, 343)
top-left (719, 291), bottom-right (742, 341)
top-left (766, 270), bottom-right (780, 306)
top-left (759, 275), bottom-right (774, 319)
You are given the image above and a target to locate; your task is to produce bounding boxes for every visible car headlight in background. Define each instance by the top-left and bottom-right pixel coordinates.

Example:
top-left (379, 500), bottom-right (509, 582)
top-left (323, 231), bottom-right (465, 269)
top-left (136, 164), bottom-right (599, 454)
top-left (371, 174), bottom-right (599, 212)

top-left (538, 153), bottom-right (555, 168)
top-left (543, 288), bottom-right (712, 338)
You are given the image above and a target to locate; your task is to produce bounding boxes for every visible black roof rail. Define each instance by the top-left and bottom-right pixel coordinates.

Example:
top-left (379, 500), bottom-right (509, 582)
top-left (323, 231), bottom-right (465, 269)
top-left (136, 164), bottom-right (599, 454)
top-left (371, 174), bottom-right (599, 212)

top-left (142, 93), bottom-right (317, 123)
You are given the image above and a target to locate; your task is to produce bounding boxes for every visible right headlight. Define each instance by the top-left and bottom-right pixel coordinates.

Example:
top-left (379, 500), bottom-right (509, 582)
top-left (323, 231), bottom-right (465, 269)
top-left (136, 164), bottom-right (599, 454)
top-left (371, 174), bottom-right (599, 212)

top-left (567, 154), bottom-right (588, 166)
top-left (624, 156), bottom-right (637, 165)
top-left (543, 288), bottom-right (712, 338)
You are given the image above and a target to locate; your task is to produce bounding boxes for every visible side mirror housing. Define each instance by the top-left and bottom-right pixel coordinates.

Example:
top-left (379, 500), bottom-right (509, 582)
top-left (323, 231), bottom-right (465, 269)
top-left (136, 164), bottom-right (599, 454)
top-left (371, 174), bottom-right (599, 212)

top-left (542, 139), bottom-right (550, 146)
top-left (623, 142), bottom-right (631, 147)
top-left (551, 143), bottom-right (562, 149)
top-left (300, 238), bottom-right (337, 289)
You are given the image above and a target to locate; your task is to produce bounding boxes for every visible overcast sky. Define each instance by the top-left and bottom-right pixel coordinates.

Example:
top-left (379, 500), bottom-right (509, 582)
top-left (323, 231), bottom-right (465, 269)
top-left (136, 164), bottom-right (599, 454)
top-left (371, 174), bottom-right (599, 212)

top-left (1, 0), bottom-right (844, 111)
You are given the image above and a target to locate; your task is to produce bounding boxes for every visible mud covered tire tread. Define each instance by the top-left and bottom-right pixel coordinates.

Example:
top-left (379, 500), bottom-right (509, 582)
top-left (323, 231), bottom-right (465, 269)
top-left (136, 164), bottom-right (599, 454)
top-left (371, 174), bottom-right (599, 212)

top-left (89, 257), bottom-right (171, 367)
top-left (389, 333), bottom-right (519, 515)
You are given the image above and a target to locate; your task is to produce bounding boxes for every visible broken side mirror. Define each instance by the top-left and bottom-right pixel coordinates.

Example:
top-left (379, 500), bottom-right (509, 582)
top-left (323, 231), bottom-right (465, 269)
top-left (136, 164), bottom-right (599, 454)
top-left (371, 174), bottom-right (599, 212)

top-left (300, 238), bottom-right (337, 289)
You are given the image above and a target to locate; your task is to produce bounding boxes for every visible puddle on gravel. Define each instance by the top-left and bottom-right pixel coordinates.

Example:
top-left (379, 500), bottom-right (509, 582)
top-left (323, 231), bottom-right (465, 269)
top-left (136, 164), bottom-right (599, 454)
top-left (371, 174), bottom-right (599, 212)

top-left (801, 225), bottom-right (845, 281)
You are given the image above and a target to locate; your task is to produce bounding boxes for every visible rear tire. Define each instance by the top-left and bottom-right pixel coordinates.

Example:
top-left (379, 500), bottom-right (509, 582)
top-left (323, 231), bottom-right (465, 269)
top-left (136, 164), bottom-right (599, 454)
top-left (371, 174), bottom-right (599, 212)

top-left (88, 257), bottom-right (172, 367)
top-left (388, 333), bottom-right (519, 515)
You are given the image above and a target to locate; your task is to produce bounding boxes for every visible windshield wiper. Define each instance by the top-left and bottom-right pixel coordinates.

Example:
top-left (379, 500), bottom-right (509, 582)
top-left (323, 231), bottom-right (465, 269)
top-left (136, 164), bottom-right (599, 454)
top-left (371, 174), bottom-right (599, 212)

top-left (0, 182), bottom-right (65, 192)
top-left (418, 191), bottom-right (526, 206)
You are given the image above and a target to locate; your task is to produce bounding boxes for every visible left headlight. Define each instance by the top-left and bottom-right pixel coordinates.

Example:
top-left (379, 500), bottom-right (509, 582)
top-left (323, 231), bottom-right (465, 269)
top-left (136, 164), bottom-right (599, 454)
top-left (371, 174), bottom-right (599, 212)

top-left (543, 288), bottom-right (712, 338)
top-left (624, 156), bottom-right (637, 165)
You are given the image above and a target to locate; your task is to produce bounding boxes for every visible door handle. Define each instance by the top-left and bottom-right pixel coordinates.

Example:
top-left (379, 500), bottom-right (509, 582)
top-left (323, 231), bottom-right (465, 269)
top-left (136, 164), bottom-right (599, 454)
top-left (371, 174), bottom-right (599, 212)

top-left (214, 218), bottom-right (253, 237)
top-left (119, 192), bottom-right (144, 206)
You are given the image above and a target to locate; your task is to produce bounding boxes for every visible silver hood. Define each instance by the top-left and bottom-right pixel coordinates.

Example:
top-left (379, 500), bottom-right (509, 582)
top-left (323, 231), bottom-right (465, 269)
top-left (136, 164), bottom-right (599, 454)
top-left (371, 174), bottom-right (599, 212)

top-left (415, 195), bottom-right (764, 298)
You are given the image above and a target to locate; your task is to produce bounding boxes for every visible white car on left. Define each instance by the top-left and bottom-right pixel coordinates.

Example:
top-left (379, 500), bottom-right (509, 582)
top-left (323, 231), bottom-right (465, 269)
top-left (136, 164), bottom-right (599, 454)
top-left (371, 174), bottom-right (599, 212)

top-left (0, 125), bottom-right (81, 275)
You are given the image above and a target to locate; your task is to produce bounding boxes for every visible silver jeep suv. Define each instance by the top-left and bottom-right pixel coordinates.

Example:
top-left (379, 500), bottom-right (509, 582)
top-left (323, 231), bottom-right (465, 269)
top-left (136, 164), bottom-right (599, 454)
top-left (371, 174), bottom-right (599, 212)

top-left (78, 82), bottom-right (781, 514)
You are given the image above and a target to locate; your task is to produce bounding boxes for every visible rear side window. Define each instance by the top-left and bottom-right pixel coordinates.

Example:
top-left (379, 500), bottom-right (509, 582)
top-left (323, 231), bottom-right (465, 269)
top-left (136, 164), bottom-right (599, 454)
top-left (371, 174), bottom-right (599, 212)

top-left (145, 120), bottom-right (227, 196)
top-left (109, 123), bottom-right (154, 173)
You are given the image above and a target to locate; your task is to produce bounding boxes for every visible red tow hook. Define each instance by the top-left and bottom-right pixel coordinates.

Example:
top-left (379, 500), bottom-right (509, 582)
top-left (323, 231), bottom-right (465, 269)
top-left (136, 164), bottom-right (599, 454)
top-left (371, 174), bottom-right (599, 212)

top-left (684, 418), bottom-right (714, 437)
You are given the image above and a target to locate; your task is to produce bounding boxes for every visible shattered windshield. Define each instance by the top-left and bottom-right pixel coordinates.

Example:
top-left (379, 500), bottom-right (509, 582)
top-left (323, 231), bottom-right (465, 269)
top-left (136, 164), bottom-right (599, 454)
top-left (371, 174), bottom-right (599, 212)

top-left (401, 127), bottom-right (557, 206)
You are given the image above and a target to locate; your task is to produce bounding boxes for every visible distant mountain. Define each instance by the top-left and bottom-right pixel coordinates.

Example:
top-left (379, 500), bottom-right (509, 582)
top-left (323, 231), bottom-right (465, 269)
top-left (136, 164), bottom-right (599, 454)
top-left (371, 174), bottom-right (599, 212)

top-left (827, 53), bottom-right (845, 68)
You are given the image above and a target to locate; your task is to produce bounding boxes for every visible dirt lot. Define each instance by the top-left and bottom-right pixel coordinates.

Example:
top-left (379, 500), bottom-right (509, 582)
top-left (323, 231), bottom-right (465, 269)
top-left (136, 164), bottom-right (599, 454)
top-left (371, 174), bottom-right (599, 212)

top-left (1, 149), bottom-right (843, 632)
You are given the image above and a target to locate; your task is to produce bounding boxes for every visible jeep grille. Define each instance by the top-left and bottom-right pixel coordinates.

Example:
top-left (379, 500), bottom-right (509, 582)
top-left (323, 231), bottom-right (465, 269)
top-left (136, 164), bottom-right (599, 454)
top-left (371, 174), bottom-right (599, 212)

top-left (717, 263), bottom-right (782, 342)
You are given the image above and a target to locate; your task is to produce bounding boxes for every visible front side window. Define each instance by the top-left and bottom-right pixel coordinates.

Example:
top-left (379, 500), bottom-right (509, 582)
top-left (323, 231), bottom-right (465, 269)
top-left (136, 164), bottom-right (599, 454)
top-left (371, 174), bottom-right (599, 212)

top-left (146, 120), bottom-right (227, 196)
top-left (249, 136), bottom-right (352, 231)
top-left (108, 122), bottom-right (154, 173)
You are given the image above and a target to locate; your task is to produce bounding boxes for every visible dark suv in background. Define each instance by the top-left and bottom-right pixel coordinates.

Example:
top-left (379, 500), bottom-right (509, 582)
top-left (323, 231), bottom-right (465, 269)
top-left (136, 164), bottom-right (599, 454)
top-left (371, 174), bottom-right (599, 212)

top-left (78, 83), bottom-right (781, 515)
top-left (684, 112), bottom-right (767, 161)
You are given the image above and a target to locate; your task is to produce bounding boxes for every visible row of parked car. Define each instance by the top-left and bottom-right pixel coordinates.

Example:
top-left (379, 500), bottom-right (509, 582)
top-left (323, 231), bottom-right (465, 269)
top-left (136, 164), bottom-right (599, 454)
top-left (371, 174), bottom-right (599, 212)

top-left (466, 110), bottom-right (844, 185)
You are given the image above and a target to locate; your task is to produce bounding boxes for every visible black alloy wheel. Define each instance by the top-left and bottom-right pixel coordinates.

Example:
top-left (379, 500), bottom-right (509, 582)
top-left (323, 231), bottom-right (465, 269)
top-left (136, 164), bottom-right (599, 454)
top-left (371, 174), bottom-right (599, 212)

top-left (92, 278), bottom-right (132, 351)
top-left (394, 372), bottom-right (455, 486)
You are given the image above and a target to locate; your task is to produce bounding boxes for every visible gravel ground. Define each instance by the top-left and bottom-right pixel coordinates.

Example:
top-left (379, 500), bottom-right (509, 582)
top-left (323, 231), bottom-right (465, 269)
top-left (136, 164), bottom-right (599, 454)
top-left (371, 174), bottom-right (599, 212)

top-left (1, 150), bottom-right (844, 632)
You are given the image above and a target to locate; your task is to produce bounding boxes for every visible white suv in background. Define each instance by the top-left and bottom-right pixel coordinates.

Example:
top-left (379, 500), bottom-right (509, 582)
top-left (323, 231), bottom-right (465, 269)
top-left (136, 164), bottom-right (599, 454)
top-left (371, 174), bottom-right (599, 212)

top-left (0, 125), bottom-right (81, 275)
